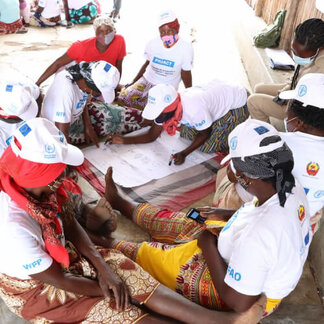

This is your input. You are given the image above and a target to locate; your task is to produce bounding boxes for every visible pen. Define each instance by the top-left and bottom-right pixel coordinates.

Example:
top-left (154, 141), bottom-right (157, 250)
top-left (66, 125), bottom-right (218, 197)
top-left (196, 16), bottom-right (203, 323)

top-left (169, 154), bottom-right (174, 166)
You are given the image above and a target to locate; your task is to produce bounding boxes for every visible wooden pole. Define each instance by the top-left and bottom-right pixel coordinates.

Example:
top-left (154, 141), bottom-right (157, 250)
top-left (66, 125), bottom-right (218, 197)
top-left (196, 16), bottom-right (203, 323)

top-left (279, 0), bottom-right (299, 51)
top-left (255, 0), bottom-right (265, 17)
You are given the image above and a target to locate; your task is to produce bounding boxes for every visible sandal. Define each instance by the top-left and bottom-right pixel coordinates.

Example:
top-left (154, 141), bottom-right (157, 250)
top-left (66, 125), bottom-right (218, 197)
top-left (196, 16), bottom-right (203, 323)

top-left (16, 26), bottom-right (28, 34)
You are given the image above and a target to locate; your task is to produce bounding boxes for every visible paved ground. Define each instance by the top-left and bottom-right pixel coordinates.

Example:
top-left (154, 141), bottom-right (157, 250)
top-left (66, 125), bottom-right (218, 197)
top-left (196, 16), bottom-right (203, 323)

top-left (0, 0), bottom-right (323, 323)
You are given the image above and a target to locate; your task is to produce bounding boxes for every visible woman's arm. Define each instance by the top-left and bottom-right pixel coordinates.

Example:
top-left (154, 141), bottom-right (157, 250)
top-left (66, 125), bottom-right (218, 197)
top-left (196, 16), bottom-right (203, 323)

top-left (198, 231), bottom-right (259, 312)
top-left (82, 106), bottom-right (99, 147)
top-left (36, 53), bottom-right (73, 86)
top-left (115, 58), bottom-right (123, 78)
top-left (126, 60), bottom-right (150, 87)
top-left (62, 0), bottom-right (71, 22)
top-left (173, 126), bottom-right (211, 165)
top-left (181, 70), bottom-right (192, 88)
top-left (107, 123), bottom-right (163, 145)
top-left (55, 122), bottom-right (71, 144)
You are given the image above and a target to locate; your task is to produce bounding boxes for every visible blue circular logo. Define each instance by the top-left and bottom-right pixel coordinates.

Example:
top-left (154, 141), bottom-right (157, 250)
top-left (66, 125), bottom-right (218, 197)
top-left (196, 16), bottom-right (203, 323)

top-left (164, 94), bottom-right (172, 103)
top-left (298, 85), bottom-right (307, 97)
top-left (45, 144), bottom-right (55, 154)
top-left (230, 136), bottom-right (238, 150)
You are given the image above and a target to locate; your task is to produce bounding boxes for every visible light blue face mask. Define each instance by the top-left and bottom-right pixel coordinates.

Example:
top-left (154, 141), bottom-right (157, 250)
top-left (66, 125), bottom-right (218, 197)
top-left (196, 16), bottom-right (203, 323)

top-left (292, 49), bottom-right (319, 66)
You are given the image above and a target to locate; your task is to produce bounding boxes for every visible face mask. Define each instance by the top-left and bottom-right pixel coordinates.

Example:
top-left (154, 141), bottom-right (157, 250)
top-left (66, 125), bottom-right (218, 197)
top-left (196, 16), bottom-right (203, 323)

top-left (235, 174), bottom-right (251, 191)
top-left (284, 116), bottom-right (298, 132)
top-left (97, 31), bottom-right (115, 46)
top-left (292, 49), bottom-right (318, 66)
top-left (161, 34), bottom-right (179, 48)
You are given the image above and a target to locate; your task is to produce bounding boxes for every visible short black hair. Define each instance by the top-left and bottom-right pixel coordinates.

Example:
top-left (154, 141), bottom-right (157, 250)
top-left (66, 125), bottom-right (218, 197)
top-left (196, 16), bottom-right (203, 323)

top-left (294, 18), bottom-right (324, 52)
top-left (289, 99), bottom-right (324, 130)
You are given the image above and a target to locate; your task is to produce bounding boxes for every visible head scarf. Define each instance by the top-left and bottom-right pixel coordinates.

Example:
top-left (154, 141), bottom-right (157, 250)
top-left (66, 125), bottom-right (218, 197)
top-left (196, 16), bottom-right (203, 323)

top-left (66, 62), bottom-right (100, 93)
top-left (0, 146), bottom-right (70, 267)
top-left (93, 14), bottom-right (116, 33)
top-left (232, 136), bottom-right (295, 207)
top-left (159, 94), bottom-right (183, 136)
top-left (160, 19), bottom-right (180, 33)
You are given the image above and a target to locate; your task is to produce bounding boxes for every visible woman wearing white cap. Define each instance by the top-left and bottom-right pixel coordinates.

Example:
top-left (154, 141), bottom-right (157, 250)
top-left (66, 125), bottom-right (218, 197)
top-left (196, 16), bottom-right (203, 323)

top-left (213, 73), bottom-right (324, 233)
top-left (0, 118), bottom-right (265, 324)
top-left (42, 60), bottom-right (142, 147)
top-left (117, 10), bottom-right (193, 110)
top-left (108, 80), bottom-right (248, 164)
top-left (0, 79), bottom-right (40, 157)
top-left (102, 118), bottom-right (311, 317)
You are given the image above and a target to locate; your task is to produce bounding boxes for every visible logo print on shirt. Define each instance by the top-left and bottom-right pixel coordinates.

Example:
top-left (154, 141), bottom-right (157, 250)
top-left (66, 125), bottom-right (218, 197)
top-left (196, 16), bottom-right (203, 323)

top-left (230, 136), bottom-right (238, 150)
top-left (152, 57), bottom-right (175, 68)
top-left (227, 266), bottom-right (242, 281)
top-left (314, 190), bottom-right (324, 199)
top-left (298, 205), bottom-right (305, 222)
top-left (253, 126), bottom-right (269, 135)
top-left (19, 123), bottom-right (31, 137)
top-left (298, 85), bottom-right (307, 97)
top-left (306, 162), bottom-right (320, 176)
top-left (5, 84), bottom-right (13, 92)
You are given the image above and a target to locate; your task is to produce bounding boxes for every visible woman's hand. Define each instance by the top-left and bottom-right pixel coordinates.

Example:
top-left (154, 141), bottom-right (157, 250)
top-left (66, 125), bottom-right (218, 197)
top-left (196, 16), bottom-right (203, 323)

top-left (197, 206), bottom-right (235, 222)
top-left (197, 230), bottom-right (217, 250)
top-left (173, 151), bottom-right (187, 165)
top-left (105, 134), bottom-right (125, 145)
top-left (84, 123), bottom-right (99, 147)
top-left (97, 264), bottom-right (130, 311)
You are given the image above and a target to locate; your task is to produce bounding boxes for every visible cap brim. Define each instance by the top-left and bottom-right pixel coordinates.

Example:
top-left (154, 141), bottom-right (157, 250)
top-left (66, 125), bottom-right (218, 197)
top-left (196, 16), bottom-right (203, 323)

top-left (220, 153), bottom-right (231, 165)
top-left (64, 144), bottom-right (85, 166)
top-left (102, 88), bottom-right (115, 104)
top-left (279, 89), bottom-right (296, 100)
top-left (142, 103), bottom-right (164, 120)
top-left (19, 97), bottom-right (38, 121)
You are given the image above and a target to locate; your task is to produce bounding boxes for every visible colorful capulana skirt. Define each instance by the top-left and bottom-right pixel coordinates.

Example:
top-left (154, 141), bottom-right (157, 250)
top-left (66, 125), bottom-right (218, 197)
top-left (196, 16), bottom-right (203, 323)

top-left (0, 242), bottom-right (159, 323)
top-left (0, 19), bottom-right (23, 34)
top-left (180, 104), bottom-right (249, 153)
top-left (69, 1), bottom-right (98, 24)
top-left (112, 203), bottom-right (281, 316)
top-left (69, 101), bottom-right (143, 145)
top-left (29, 13), bottom-right (61, 27)
top-left (117, 76), bottom-right (154, 110)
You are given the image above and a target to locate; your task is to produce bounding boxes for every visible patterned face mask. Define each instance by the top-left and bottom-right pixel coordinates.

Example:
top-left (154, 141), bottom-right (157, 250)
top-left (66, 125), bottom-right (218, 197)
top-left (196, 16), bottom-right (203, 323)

top-left (161, 34), bottom-right (179, 48)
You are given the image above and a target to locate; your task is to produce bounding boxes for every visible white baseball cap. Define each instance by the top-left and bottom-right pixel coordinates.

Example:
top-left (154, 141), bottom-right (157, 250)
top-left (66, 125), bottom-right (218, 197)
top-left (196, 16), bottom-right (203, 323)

top-left (142, 84), bottom-right (178, 120)
top-left (221, 118), bottom-right (284, 164)
top-left (91, 61), bottom-right (120, 104)
top-left (279, 73), bottom-right (324, 109)
top-left (10, 118), bottom-right (84, 166)
top-left (0, 82), bottom-right (38, 120)
top-left (158, 10), bottom-right (177, 27)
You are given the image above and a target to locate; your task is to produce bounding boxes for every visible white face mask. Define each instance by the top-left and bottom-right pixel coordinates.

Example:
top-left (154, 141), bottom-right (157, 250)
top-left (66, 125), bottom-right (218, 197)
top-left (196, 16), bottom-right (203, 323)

top-left (104, 31), bottom-right (115, 45)
top-left (284, 116), bottom-right (298, 132)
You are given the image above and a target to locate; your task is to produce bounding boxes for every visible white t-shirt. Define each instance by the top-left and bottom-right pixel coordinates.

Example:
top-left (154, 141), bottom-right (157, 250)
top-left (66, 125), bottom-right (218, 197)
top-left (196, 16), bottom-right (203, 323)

top-left (143, 37), bottom-right (193, 89)
top-left (180, 80), bottom-right (247, 131)
top-left (0, 192), bottom-right (55, 279)
top-left (0, 121), bottom-right (23, 157)
top-left (218, 181), bottom-right (311, 299)
top-left (42, 70), bottom-right (88, 124)
top-left (67, 0), bottom-right (90, 9)
top-left (280, 132), bottom-right (324, 217)
top-left (38, 0), bottom-right (61, 19)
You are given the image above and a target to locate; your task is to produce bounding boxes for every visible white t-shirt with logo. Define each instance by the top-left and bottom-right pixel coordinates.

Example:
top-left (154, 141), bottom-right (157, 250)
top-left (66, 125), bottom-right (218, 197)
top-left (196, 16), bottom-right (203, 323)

top-left (0, 192), bottom-right (55, 279)
top-left (42, 70), bottom-right (88, 124)
top-left (180, 80), bottom-right (247, 131)
top-left (143, 37), bottom-right (193, 90)
top-left (38, 0), bottom-right (61, 19)
top-left (218, 181), bottom-right (311, 299)
top-left (280, 132), bottom-right (324, 217)
top-left (67, 0), bottom-right (90, 9)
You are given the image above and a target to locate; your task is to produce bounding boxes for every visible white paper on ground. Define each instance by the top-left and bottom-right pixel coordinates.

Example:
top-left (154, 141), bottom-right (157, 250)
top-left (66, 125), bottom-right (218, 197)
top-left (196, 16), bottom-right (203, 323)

top-left (82, 127), bottom-right (216, 187)
top-left (265, 48), bottom-right (295, 70)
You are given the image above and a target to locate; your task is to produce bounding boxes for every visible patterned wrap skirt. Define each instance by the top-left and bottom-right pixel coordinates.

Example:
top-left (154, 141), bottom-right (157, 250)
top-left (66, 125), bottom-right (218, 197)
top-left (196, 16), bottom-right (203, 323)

top-left (69, 1), bottom-right (98, 24)
top-left (0, 19), bottom-right (23, 34)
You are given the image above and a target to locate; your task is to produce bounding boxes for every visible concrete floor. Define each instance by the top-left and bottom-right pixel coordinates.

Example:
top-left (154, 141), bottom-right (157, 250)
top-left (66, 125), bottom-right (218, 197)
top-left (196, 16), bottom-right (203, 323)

top-left (0, 0), bottom-right (323, 323)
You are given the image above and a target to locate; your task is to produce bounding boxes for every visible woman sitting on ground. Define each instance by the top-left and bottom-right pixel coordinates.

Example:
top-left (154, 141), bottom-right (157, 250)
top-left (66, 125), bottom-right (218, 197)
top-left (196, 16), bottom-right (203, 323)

top-left (117, 10), bottom-right (193, 110)
top-left (103, 118), bottom-right (311, 317)
top-left (36, 14), bottom-right (126, 86)
top-left (0, 0), bottom-right (28, 34)
top-left (29, 0), bottom-right (62, 27)
top-left (0, 117), bottom-right (265, 324)
top-left (41, 60), bottom-right (142, 147)
top-left (62, 0), bottom-right (98, 25)
top-left (108, 81), bottom-right (248, 165)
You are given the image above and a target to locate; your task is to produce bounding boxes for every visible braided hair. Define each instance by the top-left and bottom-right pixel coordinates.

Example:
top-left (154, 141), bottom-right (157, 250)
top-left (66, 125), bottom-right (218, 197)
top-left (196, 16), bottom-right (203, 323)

top-left (289, 99), bottom-right (324, 130)
top-left (295, 18), bottom-right (324, 51)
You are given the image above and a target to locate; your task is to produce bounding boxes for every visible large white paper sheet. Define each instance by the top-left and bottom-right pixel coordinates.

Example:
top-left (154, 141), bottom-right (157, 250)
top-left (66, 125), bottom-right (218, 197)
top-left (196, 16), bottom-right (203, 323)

top-left (82, 128), bottom-right (216, 187)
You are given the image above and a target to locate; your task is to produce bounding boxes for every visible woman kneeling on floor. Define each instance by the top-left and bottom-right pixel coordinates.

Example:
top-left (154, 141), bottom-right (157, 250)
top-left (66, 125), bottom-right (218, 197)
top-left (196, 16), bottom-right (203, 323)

top-left (0, 117), bottom-right (265, 324)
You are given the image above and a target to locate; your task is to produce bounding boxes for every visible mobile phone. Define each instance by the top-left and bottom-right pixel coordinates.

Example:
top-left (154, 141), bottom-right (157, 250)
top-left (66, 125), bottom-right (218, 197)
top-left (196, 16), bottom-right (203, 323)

top-left (186, 208), bottom-right (206, 224)
top-left (272, 95), bottom-right (287, 106)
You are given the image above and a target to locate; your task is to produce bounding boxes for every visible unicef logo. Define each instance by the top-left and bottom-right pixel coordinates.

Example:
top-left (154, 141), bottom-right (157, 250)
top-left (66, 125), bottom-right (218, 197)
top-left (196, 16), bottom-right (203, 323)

top-left (314, 190), bottom-right (324, 199)
top-left (298, 85), bottom-right (307, 97)
top-left (45, 144), bottom-right (55, 154)
top-left (164, 94), bottom-right (172, 103)
top-left (230, 136), bottom-right (238, 150)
